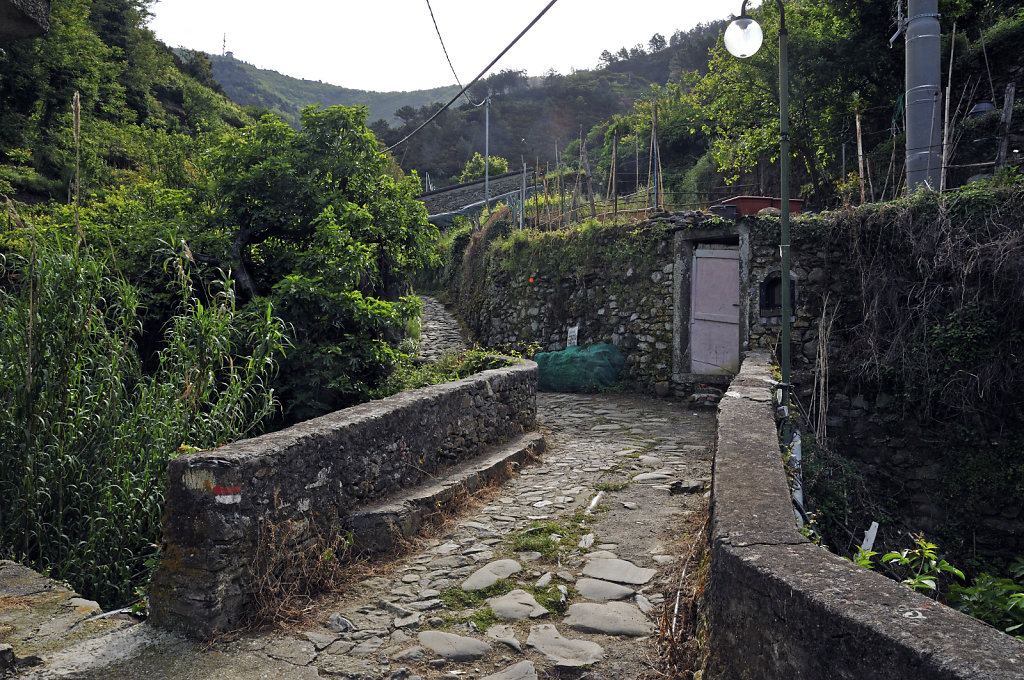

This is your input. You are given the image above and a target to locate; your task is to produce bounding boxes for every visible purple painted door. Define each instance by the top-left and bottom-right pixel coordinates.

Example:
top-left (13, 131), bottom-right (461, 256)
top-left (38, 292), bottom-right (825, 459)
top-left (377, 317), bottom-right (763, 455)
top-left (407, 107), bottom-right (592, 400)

top-left (690, 248), bottom-right (740, 375)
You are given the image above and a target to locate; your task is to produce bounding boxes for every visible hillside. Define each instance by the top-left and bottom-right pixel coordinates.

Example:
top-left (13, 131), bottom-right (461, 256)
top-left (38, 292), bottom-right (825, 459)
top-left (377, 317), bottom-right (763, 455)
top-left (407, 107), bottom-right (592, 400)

top-left (204, 53), bottom-right (462, 127)
top-left (372, 20), bottom-right (728, 187)
top-left (0, 0), bottom-right (252, 199)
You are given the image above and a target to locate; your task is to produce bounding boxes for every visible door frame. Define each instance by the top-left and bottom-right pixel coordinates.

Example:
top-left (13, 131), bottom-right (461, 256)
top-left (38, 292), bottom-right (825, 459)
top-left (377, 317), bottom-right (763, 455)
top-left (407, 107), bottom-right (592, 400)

top-left (672, 224), bottom-right (751, 387)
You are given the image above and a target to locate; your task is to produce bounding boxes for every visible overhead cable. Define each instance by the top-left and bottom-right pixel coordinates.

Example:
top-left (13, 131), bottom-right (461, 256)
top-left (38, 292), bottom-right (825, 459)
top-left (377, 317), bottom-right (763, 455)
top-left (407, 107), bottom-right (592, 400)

top-left (385, 0), bottom-right (560, 152)
top-left (424, 0), bottom-right (475, 105)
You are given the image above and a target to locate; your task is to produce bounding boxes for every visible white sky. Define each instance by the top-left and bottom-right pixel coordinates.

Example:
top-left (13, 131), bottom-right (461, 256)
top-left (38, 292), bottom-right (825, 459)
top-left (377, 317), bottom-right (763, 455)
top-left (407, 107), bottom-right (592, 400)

top-left (146, 0), bottom-right (734, 92)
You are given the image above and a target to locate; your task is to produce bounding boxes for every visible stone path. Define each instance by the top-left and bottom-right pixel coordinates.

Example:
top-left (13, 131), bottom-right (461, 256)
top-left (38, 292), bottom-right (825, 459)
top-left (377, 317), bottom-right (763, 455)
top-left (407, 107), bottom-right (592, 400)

top-left (3, 299), bottom-right (717, 680)
top-left (415, 296), bottom-right (466, 361)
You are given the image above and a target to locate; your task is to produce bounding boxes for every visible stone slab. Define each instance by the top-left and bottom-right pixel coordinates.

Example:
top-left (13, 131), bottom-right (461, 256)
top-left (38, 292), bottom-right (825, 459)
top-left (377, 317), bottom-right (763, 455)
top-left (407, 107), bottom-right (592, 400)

top-left (462, 559), bottom-right (521, 591)
top-left (481, 660), bottom-right (538, 680)
top-left (526, 624), bottom-right (604, 668)
top-left (564, 601), bottom-right (654, 637)
top-left (486, 589), bottom-right (548, 620)
top-left (582, 558), bottom-right (656, 585)
top-left (574, 578), bottom-right (635, 601)
top-left (418, 630), bottom-right (492, 661)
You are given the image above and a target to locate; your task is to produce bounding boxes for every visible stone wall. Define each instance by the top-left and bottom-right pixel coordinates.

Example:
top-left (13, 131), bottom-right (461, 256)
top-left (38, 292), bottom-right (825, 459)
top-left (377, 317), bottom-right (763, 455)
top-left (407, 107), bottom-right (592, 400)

top-left (743, 211), bottom-right (1024, 559)
top-left (419, 171), bottom-right (529, 216)
top-left (150, 360), bottom-right (538, 638)
top-left (708, 352), bottom-right (1024, 679)
top-left (0, 0), bottom-right (50, 44)
top-left (453, 212), bottom-right (711, 394)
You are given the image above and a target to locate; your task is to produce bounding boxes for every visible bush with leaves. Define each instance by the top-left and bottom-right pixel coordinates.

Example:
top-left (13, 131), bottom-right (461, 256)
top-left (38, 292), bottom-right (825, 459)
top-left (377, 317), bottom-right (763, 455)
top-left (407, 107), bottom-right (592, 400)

top-left (459, 152), bottom-right (509, 183)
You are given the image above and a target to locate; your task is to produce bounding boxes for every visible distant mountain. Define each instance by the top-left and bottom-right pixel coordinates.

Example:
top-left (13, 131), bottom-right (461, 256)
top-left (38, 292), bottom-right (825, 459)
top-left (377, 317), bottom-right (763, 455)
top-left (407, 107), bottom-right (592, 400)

top-left (204, 53), bottom-right (462, 126)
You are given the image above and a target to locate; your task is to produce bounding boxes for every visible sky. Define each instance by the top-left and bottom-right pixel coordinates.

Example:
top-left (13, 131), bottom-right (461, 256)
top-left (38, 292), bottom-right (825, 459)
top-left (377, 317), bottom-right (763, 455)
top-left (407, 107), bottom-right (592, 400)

top-left (146, 0), bottom-right (735, 93)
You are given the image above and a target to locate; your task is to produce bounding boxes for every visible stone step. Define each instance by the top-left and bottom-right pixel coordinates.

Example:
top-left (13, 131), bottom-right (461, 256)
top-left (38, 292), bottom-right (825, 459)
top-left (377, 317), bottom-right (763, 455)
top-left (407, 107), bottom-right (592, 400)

top-left (690, 386), bottom-right (725, 407)
top-left (348, 432), bottom-right (545, 554)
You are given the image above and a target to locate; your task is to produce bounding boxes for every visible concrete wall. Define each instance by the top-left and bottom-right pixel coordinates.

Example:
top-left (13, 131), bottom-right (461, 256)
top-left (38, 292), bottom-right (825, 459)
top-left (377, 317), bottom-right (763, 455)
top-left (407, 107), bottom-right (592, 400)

top-left (708, 352), bottom-right (1024, 679)
top-left (150, 360), bottom-right (537, 638)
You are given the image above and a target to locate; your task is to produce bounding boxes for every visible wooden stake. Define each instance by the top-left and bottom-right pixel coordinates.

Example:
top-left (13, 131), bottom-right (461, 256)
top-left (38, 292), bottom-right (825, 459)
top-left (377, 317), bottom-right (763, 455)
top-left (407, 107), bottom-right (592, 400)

top-left (612, 134), bottom-right (618, 217)
top-left (855, 105), bottom-right (866, 204)
top-left (996, 82), bottom-right (1016, 168)
top-left (534, 160), bottom-right (539, 229)
top-left (941, 22), bottom-right (957, 192)
top-left (582, 140), bottom-right (597, 219)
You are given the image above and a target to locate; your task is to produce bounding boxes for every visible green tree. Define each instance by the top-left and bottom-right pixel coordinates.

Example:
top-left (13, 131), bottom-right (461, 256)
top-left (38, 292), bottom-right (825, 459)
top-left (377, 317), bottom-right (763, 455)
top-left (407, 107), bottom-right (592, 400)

top-left (202, 105), bottom-right (437, 421)
top-left (688, 0), bottom-right (906, 203)
top-left (459, 152), bottom-right (509, 183)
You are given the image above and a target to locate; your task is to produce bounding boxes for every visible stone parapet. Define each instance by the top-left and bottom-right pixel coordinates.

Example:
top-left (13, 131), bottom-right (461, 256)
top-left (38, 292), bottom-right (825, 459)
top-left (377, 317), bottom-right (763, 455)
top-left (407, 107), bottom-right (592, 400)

top-left (708, 351), bottom-right (1024, 678)
top-left (149, 360), bottom-right (538, 638)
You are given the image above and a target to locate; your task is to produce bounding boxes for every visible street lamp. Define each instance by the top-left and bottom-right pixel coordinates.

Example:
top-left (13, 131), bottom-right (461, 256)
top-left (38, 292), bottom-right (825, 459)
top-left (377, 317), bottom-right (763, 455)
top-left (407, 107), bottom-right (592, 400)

top-left (725, 0), bottom-right (792, 429)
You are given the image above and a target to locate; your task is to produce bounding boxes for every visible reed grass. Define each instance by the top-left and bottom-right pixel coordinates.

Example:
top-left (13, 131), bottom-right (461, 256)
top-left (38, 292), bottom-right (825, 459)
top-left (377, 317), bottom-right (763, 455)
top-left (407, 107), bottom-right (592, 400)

top-left (0, 228), bottom-right (285, 607)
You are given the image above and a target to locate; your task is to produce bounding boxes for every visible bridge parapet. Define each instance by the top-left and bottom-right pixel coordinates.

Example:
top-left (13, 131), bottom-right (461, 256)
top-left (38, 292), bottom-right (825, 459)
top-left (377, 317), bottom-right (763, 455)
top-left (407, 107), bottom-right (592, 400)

top-left (149, 359), bottom-right (537, 638)
top-left (709, 351), bottom-right (1024, 678)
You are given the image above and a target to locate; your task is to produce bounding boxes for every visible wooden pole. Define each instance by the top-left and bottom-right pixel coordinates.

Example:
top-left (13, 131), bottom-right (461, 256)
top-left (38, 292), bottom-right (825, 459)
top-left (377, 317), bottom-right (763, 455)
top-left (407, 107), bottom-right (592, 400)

top-left (941, 22), bottom-right (957, 192)
top-left (543, 163), bottom-right (551, 229)
top-left (635, 130), bottom-right (640, 197)
top-left (534, 160), bottom-right (540, 229)
top-left (583, 140), bottom-right (597, 219)
top-left (996, 82), bottom-right (1016, 168)
top-left (652, 102), bottom-right (660, 210)
top-left (856, 105), bottom-right (866, 204)
top-left (612, 134), bottom-right (618, 217)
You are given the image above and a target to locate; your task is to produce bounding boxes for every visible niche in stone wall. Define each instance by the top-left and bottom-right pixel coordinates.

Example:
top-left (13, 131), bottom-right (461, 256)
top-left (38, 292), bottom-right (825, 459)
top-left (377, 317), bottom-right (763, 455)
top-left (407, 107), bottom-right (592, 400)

top-left (759, 271), bottom-right (796, 318)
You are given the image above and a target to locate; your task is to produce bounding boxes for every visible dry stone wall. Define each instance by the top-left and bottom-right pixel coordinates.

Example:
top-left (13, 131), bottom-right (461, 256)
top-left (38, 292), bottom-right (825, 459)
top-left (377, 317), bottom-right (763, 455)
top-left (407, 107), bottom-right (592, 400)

top-left (150, 360), bottom-right (537, 638)
top-left (0, 0), bottom-right (50, 44)
top-left (743, 211), bottom-right (1024, 559)
top-left (453, 213), bottom-right (709, 394)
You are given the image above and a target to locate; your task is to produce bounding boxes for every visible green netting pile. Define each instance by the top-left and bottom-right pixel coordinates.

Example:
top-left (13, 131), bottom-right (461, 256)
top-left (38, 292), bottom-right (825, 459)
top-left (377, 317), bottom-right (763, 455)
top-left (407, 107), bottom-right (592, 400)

top-left (535, 343), bottom-right (625, 392)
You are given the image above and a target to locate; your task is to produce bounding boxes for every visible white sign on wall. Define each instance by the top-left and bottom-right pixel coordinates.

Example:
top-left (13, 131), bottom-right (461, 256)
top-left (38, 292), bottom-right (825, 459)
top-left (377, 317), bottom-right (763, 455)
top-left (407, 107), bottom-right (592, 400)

top-left (567, 325), bottom-right (579, 347)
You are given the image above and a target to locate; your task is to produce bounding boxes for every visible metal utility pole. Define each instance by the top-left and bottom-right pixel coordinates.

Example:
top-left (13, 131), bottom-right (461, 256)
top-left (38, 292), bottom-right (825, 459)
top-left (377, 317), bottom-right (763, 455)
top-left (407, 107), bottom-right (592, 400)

top-left (904, 0), bottom-right (943, 191)
top-left (484, 90), bottom-right (491, 211)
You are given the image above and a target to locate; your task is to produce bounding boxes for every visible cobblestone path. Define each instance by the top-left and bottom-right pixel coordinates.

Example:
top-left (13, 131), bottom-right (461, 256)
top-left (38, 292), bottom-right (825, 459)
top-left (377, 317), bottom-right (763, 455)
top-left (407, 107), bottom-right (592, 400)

top-left (415, 296), bottom-right (466, 361)
top-left (10, 300), bottom-right (716, 680)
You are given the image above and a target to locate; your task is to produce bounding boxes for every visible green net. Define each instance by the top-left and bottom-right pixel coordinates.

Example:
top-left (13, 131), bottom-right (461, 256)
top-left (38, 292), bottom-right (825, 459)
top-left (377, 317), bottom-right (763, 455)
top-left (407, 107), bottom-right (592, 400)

top-left (535, 343), bottom-right (625, 392)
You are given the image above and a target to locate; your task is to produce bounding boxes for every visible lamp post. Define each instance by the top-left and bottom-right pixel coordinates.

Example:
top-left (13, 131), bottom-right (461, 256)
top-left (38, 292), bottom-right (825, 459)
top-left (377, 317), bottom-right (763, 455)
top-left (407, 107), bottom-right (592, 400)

top-left (724, 0), bottom-right (792, 427)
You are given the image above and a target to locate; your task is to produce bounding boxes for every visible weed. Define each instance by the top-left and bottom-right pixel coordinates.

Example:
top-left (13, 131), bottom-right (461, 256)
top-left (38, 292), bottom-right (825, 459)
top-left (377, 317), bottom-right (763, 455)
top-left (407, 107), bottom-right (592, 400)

top-left (245, 512), bottom-right (355, 629)
top-left (595, 481), bottom-right (629, 492)
top-left (507, 514), bottom-right (588, 562)
top-left (465, 607), bottom-right (501, 632)
top-left (528, 581), bottom-right (576, 615)
top-left (439, 579), bottom-right (514, 610)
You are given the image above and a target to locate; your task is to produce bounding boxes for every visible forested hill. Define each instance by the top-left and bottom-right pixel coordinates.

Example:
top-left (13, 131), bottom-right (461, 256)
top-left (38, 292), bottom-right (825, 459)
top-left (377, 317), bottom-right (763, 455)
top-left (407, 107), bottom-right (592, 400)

top-left (204, 53), bottom-right (462, 127)
top-left (372, 21), bottom-right (728, 187)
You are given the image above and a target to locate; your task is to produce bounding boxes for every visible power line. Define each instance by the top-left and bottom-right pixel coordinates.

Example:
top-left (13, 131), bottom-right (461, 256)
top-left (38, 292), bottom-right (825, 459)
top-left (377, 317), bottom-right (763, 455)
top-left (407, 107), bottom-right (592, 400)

top-left (386, 0), bottom-right (561, 152)
top-left (424, 0), bottom-right (474, 105)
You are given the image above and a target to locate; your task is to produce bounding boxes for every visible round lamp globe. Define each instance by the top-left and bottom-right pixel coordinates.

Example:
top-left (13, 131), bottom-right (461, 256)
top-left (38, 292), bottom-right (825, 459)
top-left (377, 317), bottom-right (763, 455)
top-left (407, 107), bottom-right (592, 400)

top-left (724, 17), bottom-right (764, 58)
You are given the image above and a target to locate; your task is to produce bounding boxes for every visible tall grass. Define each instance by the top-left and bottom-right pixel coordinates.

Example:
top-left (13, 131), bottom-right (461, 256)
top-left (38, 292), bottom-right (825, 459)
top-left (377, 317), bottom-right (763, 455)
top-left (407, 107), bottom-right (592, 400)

top-left (0, 230), bottom-right (285, 606)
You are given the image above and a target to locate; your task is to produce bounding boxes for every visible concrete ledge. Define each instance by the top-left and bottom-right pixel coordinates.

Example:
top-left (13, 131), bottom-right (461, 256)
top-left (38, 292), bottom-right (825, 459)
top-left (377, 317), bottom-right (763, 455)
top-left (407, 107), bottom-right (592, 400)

top-left (708, 351), bottom-right (1024, 679)
top-left (150, 360), bottom-right (538, 638)
top-left (350, 432), bottom-right (545, 554)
